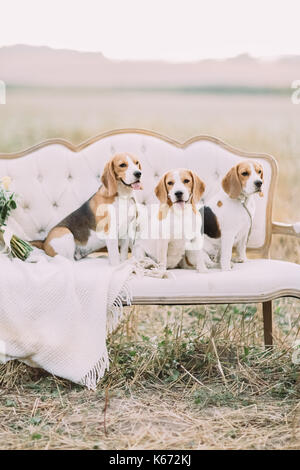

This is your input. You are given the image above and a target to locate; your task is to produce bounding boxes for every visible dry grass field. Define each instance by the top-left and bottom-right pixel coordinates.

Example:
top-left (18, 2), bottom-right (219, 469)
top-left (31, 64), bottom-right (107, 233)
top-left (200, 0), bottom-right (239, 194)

top-left (0, 88), bottom-right (299, 450)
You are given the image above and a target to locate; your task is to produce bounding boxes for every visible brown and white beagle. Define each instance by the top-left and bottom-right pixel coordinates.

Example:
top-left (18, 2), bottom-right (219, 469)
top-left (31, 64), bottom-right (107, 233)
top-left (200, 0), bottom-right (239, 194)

top-left (182, 160), bottom-right (264, 271)
top-left (133, 168), bottom-right (208, 272)
top-left (31, 153), bottom-right (142, 265)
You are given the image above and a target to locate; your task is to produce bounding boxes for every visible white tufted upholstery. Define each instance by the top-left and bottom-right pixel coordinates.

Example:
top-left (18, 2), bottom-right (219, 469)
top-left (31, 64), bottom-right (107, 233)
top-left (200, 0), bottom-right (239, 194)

top-left (0, 131), bottom-right (273, 249)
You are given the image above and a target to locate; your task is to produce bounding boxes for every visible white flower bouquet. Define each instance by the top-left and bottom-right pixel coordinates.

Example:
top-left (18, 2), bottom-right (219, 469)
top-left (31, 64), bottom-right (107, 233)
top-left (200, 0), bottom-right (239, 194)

top-left (0, 176), bottom-right (33, 260)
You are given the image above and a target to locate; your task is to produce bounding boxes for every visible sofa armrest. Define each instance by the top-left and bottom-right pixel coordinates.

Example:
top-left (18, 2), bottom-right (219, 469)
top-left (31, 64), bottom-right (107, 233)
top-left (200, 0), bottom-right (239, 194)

top-left (272, 221), bottom-right (300, 238)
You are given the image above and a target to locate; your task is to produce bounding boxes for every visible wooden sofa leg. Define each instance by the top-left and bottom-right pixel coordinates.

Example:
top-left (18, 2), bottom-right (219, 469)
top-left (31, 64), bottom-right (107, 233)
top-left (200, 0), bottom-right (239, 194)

top-left (262, 301), bottom-right (273, 348)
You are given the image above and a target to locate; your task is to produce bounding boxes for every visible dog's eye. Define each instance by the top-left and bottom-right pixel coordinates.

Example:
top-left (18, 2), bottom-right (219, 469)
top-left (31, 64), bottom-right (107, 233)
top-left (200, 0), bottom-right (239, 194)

top-left (241, 171), bottom-right (249, 176)
top-left (167, 181), bottom-right (174, 186)
top-left (258, 170), bottom-right (262, 174)
top-left (183, 179), bottom-right (190, 184)
top-left (136, 161), bottom-right (139, 165)
top-left (119, 163), bottom-right (127, 168)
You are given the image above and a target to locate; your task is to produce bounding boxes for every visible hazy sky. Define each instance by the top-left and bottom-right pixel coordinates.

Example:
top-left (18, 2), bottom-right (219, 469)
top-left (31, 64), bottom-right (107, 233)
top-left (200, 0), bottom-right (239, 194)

top-left (1, 0), bottom-right (300, 61)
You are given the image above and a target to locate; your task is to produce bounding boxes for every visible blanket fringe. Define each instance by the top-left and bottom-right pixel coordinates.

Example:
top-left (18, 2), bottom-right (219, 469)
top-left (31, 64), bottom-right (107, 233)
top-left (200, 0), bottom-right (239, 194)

top-left (79, 347), bottom-right (109, 391)
top-left (80, 257), bottom-right (172, 391)
top-left (80, 279), bottom-right (133, 390)
top-left (106, 257), bottom-right (172, 335)
top-left (107, 279), bottom-right (132, 334)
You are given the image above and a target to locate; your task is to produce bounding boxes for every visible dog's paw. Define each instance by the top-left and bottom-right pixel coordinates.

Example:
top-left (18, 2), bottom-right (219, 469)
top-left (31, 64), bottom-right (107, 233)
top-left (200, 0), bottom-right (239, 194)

top-left (232, 256), bottom-right (246, 263)
top-left (109, 258), bottom-right (120, 266)
top-left (196, 259), bottom-right (209, 273)
top-left (221, 264), bottom-right (232, 271)
top-left (197, 267), bottom-right (209, 273)
top-left (165, 270), bottom-right (176, 280)
top-left (206, 259), bottom-right (218, 269)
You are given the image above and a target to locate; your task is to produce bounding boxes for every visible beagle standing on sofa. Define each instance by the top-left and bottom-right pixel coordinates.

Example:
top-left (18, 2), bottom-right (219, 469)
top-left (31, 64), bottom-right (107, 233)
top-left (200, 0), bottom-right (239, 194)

top-left (31, 153), bottom-right (142, 265)
top-left (133, 168), bottom-right (208, 272)
top-left (182, 160), bottom-right (264, 271)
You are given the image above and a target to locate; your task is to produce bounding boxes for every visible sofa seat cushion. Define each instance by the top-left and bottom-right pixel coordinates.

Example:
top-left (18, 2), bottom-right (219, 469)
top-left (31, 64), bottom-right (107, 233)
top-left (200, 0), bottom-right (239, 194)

top-left (128, 259), bottom-right (300, 304)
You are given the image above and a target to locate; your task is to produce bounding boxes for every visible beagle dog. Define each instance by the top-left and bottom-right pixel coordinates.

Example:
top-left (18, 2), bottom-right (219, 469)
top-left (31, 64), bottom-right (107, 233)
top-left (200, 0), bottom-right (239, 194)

top-left (133, 168), bottom-right (207, 272)
top-left (182, 160), bottom-right (264, 271)
top-left (31, 153), bottom-right (142, 264)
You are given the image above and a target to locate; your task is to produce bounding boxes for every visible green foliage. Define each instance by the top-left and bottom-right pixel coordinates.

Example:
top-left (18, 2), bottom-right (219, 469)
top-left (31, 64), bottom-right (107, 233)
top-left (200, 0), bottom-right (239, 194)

top-left (5, 399), bottom-right (16, 407)
top-left (0, 185), bottom-right (17, 227)
top-left (0, 182), bottom-right (33, 260)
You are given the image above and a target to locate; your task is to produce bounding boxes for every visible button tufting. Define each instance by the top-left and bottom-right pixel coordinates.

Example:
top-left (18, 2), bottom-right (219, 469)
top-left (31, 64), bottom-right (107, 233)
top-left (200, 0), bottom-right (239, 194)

top-left (141, 145), bottom-right (146, 153)
top-left (68, 174), bottom-right (73, 180)
top-left (23, 203), bottom-right (30, 210)
top-left (110, 145), bottom-right (116, 154)
top-left (37, 174), bottom-right (43, 182)
top-left (214, 170), bottom-right (220, 179)
top-left (38, 228), bottom-right (46, 234)
top-left (53, 202), bottom-right (58, 208)
top-left (154, 172), bottom-right (159, 177)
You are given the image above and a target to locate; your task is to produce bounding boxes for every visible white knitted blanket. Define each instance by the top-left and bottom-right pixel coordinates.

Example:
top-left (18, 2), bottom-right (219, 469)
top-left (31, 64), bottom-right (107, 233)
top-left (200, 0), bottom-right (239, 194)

top-left (0, 251), bottom-right (133, 390)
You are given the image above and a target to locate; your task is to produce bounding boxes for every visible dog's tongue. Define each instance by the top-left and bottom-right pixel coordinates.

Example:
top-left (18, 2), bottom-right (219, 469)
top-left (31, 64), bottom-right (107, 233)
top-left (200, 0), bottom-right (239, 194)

top-left (131, 182), bottom-right (142, 190)
top-left (175, 201), bottom-right (185, 210)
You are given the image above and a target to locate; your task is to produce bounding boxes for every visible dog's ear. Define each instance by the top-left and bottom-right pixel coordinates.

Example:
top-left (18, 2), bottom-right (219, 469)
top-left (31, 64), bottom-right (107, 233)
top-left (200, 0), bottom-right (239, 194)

top-left (155, 174), bottom-right (168, 204)
top-left (155, 174), bottom-right (170, 220)
top-left (190, 170), bottom-right (205, 212)
top-left (158, 203), bottom-right (170, 221)
top-left (101, 159), bottom-right (117, 197)
top-left (222, 164), bottom-right (242, 199)
top-left (138, 159), bottom-right (144, 188)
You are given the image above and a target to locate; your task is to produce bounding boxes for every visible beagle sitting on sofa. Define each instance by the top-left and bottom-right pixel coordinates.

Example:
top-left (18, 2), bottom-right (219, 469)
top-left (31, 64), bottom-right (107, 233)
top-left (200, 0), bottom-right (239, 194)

top-left (133, 168), bottom-right (208, 272)
top-left (182, 160), bottom-right (264, 271)
top-left (31, 153), bottom-right (142, 265)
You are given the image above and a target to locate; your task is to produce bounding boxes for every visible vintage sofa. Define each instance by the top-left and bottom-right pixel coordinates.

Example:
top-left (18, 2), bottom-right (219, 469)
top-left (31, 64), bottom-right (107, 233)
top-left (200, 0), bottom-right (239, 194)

top-left (0, 129), bottom-right (299, 347)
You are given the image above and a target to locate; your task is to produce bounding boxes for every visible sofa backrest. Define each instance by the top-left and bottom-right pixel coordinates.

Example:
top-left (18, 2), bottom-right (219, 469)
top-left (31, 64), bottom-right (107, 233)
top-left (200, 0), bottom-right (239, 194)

top-left (0, 129), bottom-right (277, 256)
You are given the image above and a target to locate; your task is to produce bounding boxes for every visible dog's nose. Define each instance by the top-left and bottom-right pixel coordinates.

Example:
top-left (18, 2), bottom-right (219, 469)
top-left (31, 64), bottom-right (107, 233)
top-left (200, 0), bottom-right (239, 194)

top-left (134, 171), bottom-right (141, 179)
top-left (255, 180), bottom-right (262, 189)
top-left (175, 191), bottom-right (183, 199)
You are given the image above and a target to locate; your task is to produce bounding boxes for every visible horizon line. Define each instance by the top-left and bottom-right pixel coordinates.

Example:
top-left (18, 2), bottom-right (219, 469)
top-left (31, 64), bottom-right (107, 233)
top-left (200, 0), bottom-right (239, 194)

top-left (1, 43), bottom-right (299, 64)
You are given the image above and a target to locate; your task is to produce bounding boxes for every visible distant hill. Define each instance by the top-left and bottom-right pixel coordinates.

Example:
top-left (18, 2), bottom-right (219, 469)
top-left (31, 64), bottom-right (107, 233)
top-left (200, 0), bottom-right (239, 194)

top-left (0, 45), bottom-right (299, 88)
